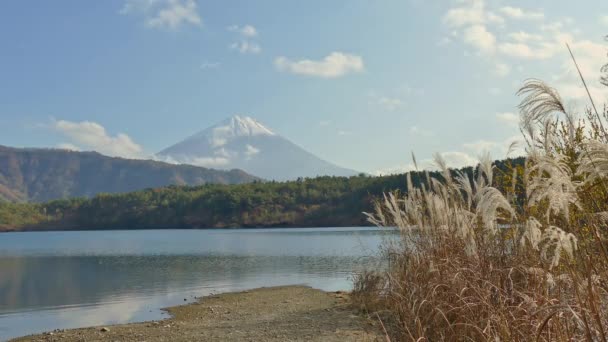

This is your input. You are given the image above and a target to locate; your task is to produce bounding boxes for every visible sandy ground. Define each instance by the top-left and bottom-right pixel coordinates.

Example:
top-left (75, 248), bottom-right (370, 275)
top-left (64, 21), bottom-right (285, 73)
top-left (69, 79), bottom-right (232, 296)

top-left (12, 286), bottom-right (383, 342)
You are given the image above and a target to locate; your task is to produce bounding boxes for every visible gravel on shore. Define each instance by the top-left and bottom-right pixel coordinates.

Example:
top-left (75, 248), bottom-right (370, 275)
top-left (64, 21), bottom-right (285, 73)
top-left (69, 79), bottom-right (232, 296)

top-left (11, 286), bottom-right (383, 342)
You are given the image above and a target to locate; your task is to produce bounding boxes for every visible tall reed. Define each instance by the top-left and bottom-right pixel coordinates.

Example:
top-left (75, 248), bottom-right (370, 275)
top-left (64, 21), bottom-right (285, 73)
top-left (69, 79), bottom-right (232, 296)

top-left (355, 45), bottom-right (608, 341)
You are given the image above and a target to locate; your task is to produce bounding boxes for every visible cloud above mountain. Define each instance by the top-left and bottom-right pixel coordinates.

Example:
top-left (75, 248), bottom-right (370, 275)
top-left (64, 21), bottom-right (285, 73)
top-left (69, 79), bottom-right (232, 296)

top-left (441, 0), bottom-right (608, 103)
top-left (228, 24), bottom-right (261, 54)
top-left (120, 0), bottom-right (202, 30)
top-left (275, 52), bottom-right (364, 78)
top-left (52, 120), bottom-right (144, 158)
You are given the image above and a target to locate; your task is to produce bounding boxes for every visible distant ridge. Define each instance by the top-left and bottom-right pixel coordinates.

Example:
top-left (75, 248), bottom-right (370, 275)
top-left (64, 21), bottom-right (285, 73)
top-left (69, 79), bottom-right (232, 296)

top-left (157, 115), bottom-right (359, 180)
top-left (0, 145), bottom-right (258, 202)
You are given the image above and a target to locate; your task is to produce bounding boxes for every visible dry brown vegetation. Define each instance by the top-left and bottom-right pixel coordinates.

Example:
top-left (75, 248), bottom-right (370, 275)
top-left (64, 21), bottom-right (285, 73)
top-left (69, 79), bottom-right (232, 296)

top-left (354, 42), bottom-right (608, 341)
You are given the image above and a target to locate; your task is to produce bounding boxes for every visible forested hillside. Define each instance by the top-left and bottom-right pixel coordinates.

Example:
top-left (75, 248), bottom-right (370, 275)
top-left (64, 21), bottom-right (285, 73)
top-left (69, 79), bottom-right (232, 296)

top-left (0, 157), bottom-right (524, 231)
top-left (0, 145), bottom-right (258, 202)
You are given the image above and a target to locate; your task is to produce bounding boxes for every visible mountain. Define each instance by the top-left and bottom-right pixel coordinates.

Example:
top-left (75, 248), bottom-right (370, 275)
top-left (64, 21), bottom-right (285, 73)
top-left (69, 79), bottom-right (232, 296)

top-left (157, 115), bottom-right (359, 180)
top-left (1, 157), bottom-right (526, 232)
top-left (0, 145), bottom-right (258, 202)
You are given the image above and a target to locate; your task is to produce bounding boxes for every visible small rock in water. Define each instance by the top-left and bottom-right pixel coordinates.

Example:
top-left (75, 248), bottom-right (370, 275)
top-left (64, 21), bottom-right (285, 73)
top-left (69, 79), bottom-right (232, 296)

top-left (100, 327), bottom-right (110, 332)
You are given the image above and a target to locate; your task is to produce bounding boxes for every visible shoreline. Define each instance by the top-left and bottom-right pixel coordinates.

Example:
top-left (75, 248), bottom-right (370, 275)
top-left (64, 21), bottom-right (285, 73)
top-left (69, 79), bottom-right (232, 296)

top-left (10, 286), bottom-right (381, 341)
top-left (0, 225), bottom-right (377, 234)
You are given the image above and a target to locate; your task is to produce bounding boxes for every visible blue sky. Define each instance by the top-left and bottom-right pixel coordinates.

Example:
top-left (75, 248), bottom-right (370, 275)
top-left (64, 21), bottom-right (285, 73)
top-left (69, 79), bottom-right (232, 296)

top-left (1, 0), bottom-right (608, 174)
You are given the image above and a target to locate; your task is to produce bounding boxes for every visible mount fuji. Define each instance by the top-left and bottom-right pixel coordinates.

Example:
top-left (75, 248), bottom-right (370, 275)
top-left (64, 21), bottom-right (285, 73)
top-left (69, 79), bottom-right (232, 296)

top-left (157, 115), bottom-right (358, 180)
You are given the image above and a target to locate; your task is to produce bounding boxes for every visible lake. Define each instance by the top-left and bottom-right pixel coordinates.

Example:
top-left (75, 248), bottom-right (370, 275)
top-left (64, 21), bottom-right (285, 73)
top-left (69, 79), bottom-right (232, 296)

top-left (0, 227), bottom-right (389, 340)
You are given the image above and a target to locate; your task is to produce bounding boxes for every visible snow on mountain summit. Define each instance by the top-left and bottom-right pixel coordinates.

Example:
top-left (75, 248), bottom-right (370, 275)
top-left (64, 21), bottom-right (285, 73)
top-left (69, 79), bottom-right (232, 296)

top-left (158, 115), bottom-right (358, 180)
top-left (185, 115), bottom-right (275, 148)
top-left (225, 115), bottom-right (275, 137)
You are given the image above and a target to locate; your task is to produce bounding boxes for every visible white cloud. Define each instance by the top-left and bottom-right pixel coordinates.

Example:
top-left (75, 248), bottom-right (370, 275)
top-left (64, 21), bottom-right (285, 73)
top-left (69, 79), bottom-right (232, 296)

top-left (121, 0), bottom-right (202, 30)
top-left (241, 25), bottom-right (258, 37)
top-left (441, 0), bottom-right (503, 56)
top-left (230, 41), bottom-right (261, 54)
top-left (56, 143), bottom-right (81, 151)
top-left (563, 40), bottom-right (607, 78)
top-left (494, 62), bottom-right (510, 77)
top-left (373, 165), bottom-right (413, 176)
top-left (497, 39), bottom-right (561, 60)
top-left (463, 135), bottom-right (525, 158)
top-left (508, 31), bottom-right (543, 43)
top-left (374, 141), bottom-right (525, 175)
top-left (378, 151), bottom-right (479, 173)
top-left (228, 24), bottom-right (258, 37)
top-left (209, 126), bottom-right (232, 147)
top-left (190, 156), bottom-right (230, 168)
top-left (463, 24), bottom-right (496, 54)
top-left (147, 0), bottom-right (201, 29)
top-left (553, 39), bottom-right (608, 101)
top-left (601, 15), bottom-right (608, 26)
top-left (540, 21), bottom-right (565, 32)
top-left (555, 82), bottom-right (607, 103)
top-left (228, 24), bottom-right (261, 54)
top-left (462, 139), bottom-right (498, 154)
top-left (214, 147), bottom-right (232, 158)
top-left (492, 22), bottom-right (606, 103)
top-left (374, 139), bottom-right (526, 175)
top-left (498, 42), bottom-right (534, 58)
top-left (440, 151), bottom-right (480, 168)
top-left (486, 12), bottom-right (505, 25)
top-left (53, 120), bottom-right (143, 158)
top-left (499, 6), bottom-right (544, 20)
top-left (443, 0), bottom-right (503, 27)
top-left (443, 0), bottom-right (486, 28)
top-left (337, 130), bottom-right (352, 136)
top-left (441, 0), bottom-right (579, 83)
top-left (319, 120), bottom-right (332, 126)
top-left (275, 52), bottom-right (364, 78)
top-left (155, 149), bottom-right (234, 169)
top-left (244, 144), bottom-right (260, 159)
top-left (496, 112), bottom-right (519, 126)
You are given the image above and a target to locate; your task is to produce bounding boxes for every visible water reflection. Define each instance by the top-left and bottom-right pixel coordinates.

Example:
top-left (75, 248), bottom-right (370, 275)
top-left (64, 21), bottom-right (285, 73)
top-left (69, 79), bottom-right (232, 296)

top-left (0, 228), bottom-right (389, 340)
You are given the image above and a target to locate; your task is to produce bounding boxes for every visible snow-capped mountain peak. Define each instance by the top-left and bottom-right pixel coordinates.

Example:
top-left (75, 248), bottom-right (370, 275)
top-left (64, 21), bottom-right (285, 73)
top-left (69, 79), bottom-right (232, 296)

top-left (185, 115), bottom-right (275, 148)
top-left (158, 115), bottom-right (358, 180)
top-left (223, 115), bottom-right (275, 137)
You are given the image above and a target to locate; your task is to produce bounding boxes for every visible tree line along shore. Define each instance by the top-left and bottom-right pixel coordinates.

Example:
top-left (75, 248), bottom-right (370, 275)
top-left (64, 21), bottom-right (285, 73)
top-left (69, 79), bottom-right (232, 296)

top-left (0, 158), bottom-right (524, 231)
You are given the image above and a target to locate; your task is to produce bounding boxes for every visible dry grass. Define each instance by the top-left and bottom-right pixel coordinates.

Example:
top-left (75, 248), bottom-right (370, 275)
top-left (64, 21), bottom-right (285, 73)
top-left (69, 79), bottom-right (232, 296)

top-left (356, 53), bottom-right (608, 341)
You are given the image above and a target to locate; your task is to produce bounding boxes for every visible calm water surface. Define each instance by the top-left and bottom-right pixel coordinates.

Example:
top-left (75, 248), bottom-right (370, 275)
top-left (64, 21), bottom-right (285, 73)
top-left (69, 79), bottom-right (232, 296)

top-left (0, 227), bottom-right (389, 340)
